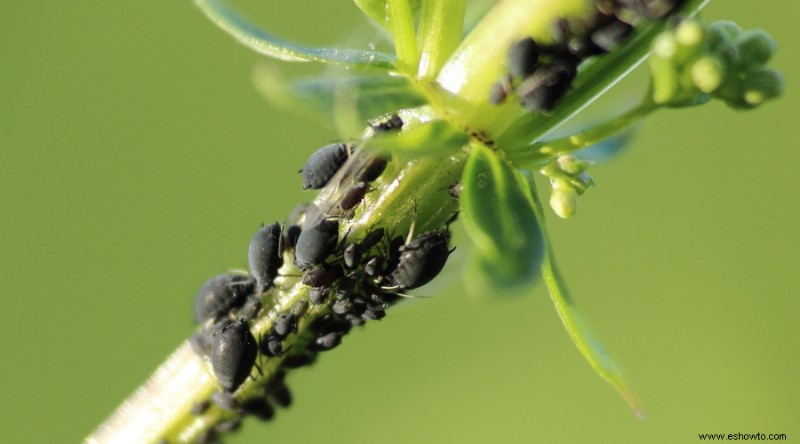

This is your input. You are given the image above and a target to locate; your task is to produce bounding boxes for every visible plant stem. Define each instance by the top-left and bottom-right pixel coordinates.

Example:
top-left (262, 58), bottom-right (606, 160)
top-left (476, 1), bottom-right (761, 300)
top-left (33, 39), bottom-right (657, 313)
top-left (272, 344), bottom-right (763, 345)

top-left (506, 99), bottom-right (657, 166)
top-left (416, 0), bottom-right (466, 81)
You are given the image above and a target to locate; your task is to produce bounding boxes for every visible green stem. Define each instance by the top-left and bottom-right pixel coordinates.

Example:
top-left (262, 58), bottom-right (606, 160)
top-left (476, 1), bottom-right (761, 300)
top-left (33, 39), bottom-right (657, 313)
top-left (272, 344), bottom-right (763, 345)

top-left (416, 0), bottom-right (466, 81)
top-left (387, 0), bottom-right (420, 74)
top-left (87, 152), bottom-right (462, 443)
top-left (506, 99), bottom-right (657, 166)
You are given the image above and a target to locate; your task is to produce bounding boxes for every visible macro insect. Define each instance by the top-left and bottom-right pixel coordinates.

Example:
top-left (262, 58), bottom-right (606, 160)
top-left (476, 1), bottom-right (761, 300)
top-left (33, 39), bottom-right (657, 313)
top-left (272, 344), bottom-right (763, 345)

top-left (211, 318), bottom-right (259, 393)
top-left (248, 222), bottom-right (283, 293)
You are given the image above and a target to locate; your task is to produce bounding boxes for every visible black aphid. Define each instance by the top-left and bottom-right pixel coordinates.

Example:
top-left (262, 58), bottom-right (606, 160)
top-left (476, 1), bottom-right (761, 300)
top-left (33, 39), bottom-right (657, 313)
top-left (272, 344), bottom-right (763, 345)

top-left (369, 113), bottom-right (403, 132)
top-left (194, 274), bottom-right (253, 324)
top-left (283, 224), bottom-right (302, 251)
top-left (345, 313), bottom-right (366, 327)
top-left (360, 228), bottom-right (385, 250)
top-left (309, 287), bottom-right (329, 305)
top-left (301, 143), bottom-right (349, 190)
top-left (241, 296), bottom-right (262, 320)
top-left (269, 384), bottom-right (292, 408)
top-left (291, 300), bottom-right (309, 318)
top-left (294, 219), bottom-right (340, 270)
top-left (191, 400), bottom-right (211, 416)
top-left (273, 313), bottom-right (297, 338)
top-left (388, 230), bottom-right (452, 290)
top-left (362, 307), bottom-right (386, 321)
top-left (364, 255), bottom-right (384, 277)
top-left (215, 417), bottom-right (242, 433)
top-left (312, 332), bottom-right (343, 351)
top-left (590, 19), bottom-right (633, 52)
top-left (242, 398), bottom-right (274, 421)
top-left (489, 80), bottom-right (510, 105)
top-left (332, 298), bottom-right (354, 315)
top-left (343, 243), bottom-right (362, 269)
top-left (281, 353), bottom-right (317, 369)
top-left (619, 0), bottom-right (684, 20)
top-left (302, 265), bottom-right (342, 288)
top-left (355, 156), bottom-right (389, 183)
top-left (211, 391), bottom-right (240, 411)
top-left (517, 59), bottom-right (577, 112)
top-left (211, 318), bottom-right (258, 393)
top-left (508, 37), bottom-right (541, 79)
top-left (335, 275), bottom-right (357, 298)
top-left (339, 182), bottom-right (368, 211)
top-left (248, 223), bottom-right (283, 292)
top-left (260, 335), bottom-right (283, 357)
top-left (196, 429), bottom-right (217, 444)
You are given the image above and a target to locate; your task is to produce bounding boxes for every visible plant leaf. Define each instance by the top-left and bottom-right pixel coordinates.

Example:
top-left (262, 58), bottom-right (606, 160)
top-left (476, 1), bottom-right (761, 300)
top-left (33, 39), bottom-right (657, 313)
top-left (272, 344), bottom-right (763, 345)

top-left (460, 144), bottom-right (544, 293)
top-left (353, 0), bottom-right (421, 32)
top-left (362, 111), bottom-right (468, 156)
top-left (520, 172), bottom-right (645, 418)
top-left (252, 66), bottom-right (426, 134)
top-left (196, 0), bottom-right (396, 69)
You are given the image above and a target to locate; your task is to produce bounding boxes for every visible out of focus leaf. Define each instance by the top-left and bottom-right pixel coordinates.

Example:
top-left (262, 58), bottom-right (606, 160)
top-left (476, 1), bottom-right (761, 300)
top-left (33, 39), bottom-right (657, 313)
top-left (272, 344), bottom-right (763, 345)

top-left (196, 0), bottom-right (396, 68)
top-left (461, 144), bottom-right (544, 293)
top-left (253, 66), bottom-right (425, 133)
top-left (353, 0), bottom-right (421, 32)
top-left (520, 172), bottom-right (645, 418)
top-left (362, 115), bottom-right (467, 156)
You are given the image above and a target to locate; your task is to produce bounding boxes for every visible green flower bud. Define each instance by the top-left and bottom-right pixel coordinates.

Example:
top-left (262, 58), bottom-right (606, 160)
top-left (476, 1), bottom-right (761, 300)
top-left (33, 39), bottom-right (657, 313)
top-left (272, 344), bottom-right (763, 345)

top-left (569, 172), bottom-right (594, 195)
top-left (650, 55), bottom-right (680, 105)
top-left (653, 33), bottom-right (678, 60)
top-left (691, 56), bottom-right (726, 93)
top-left (550, 186), bottom-right (578, 219)
top-left (742, 68), bottom-right (784, 107)
top-left (734, 29), bottom-right (777, 67)
top-left (706, 21), bottom-right (742, 51)
top-left (674, 20), bottom-right (704, 63)
top-left (556, 155), bottom-right (589, 175)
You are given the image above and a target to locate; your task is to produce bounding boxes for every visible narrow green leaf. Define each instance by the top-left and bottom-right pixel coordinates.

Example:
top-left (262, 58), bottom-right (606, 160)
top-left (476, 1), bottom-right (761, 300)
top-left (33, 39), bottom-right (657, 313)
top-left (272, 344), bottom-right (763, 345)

top-left (353, 0), bottom-right (421, 31)
top-left (499, 0), bottom-right (711, 149)
top-left (416, 0), bottom-right (466, 80)
top-left (195, 0), bottom-right (396, 68)
top-left (386, 0), bottom-right (419, 73)
top-left (362, 115), bottom-right (467, 156)
top-left (521, 173), bottom-right (645, 418)
top-left (461, 143), bottom-right (544, 292)
top-left (252, 66), bottom-right (426, 134)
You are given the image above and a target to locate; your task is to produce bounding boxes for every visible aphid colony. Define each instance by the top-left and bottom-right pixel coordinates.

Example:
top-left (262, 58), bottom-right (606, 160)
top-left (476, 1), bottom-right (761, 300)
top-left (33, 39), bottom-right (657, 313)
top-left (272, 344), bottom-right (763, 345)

top-left (183, 114), bottom-right (454, 442)
top-left (490, 0), bottom-right (687, 111)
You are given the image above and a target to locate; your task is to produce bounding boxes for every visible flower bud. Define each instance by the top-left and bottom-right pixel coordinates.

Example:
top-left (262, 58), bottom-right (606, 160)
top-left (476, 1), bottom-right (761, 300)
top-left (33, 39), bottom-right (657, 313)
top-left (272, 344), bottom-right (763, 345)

top-left (556, 155), bottom-right (589, 175)
top-left (550, 186), bottom-right (577, 219)
top-left (742, 69), bottom-right (784, 107)
top-left (734, 29), bottom-right (777, 67)
top-left (691, 56), bottom-right (725, 93)
top-left (650, 55), bottom-right (680, 105)
top-left (706, 21), bottom-right (742, 51)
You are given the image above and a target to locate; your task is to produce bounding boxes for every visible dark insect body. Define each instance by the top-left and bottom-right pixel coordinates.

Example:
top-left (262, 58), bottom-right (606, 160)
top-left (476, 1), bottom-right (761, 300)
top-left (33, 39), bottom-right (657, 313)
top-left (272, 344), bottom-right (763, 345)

top-left (369, 114), bottom-right (403, 132)
top-left (309, 287), bottom-right (329, 305)
top-left (313, 332), bottom-right (343, 351)
top-left (301, 265), bottom-right (342, 288)
top-left (355, 156), bottom-right (389, 183)
top-left (517, 59), bottom-right (577, 112)
top-left (360, 228), bottom-right (385, 250)
top-left (269, 384), bottom-right (292, 408)
top-left (211, 318), bottom-right (258, 393)
top-left (260, 335), bottom-right (283, 357)
top-left (508, 37), bottom-right (541, 79)
top-left (211, 391), bottom-right (240, 411)
top-left (388, 230), bottom-right (452, 290)
top-left (294, 219), bottom-right (340, 270)
top-left (248, 223), bottom-right (283, 292)
top-left (194, 274), bottom-right (254, 324)
top-left (339, 182), bottom-right (368, 211)
top-left (281, 353), bottom-right (317, 369)
top-left (242, 397), bottom-right (274, 421)
top-left (343, 243), bottom-right (362, 269)
top-left (283, 224), bottom-right (302, 251)
top-left (364, 255), bottom-right (384, 277)
top-left (241, 296), bottom-right (262, 320)
top-left (215, 418), bottom-right (242, 433)
top-left (191, 400), bottom-right (211, 416)
top-left (301, 143), bottom-right (349, 190)
top-left (273, 313), bottom-right (297, 338)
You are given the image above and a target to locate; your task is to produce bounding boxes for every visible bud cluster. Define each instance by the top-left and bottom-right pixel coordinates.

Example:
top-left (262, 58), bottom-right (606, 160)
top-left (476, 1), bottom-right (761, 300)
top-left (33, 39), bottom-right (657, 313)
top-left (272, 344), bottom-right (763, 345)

top-left (540, 155), bottom-right (595, 219)
top-left (649, 19), bottom-right (783, 109)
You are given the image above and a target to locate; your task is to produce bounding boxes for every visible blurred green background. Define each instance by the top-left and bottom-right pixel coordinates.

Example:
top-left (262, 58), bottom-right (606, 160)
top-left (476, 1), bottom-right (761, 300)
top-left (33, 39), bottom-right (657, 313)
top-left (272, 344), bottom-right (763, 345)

top-left (1, 1), bottom-right (797, 443)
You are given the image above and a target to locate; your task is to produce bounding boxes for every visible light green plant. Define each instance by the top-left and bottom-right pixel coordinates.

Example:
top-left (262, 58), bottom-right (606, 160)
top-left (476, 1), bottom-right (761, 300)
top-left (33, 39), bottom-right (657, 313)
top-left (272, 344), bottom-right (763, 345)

top-left (87, 0), bottom-right (783, 442)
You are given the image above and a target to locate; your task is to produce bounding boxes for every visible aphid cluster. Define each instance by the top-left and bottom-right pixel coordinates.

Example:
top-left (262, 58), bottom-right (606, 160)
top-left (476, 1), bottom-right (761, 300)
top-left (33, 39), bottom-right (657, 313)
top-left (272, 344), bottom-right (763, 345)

top-left (179, 114), bottom-right (456, 443)
top-left (490, 0), bottom-right (686, 111)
